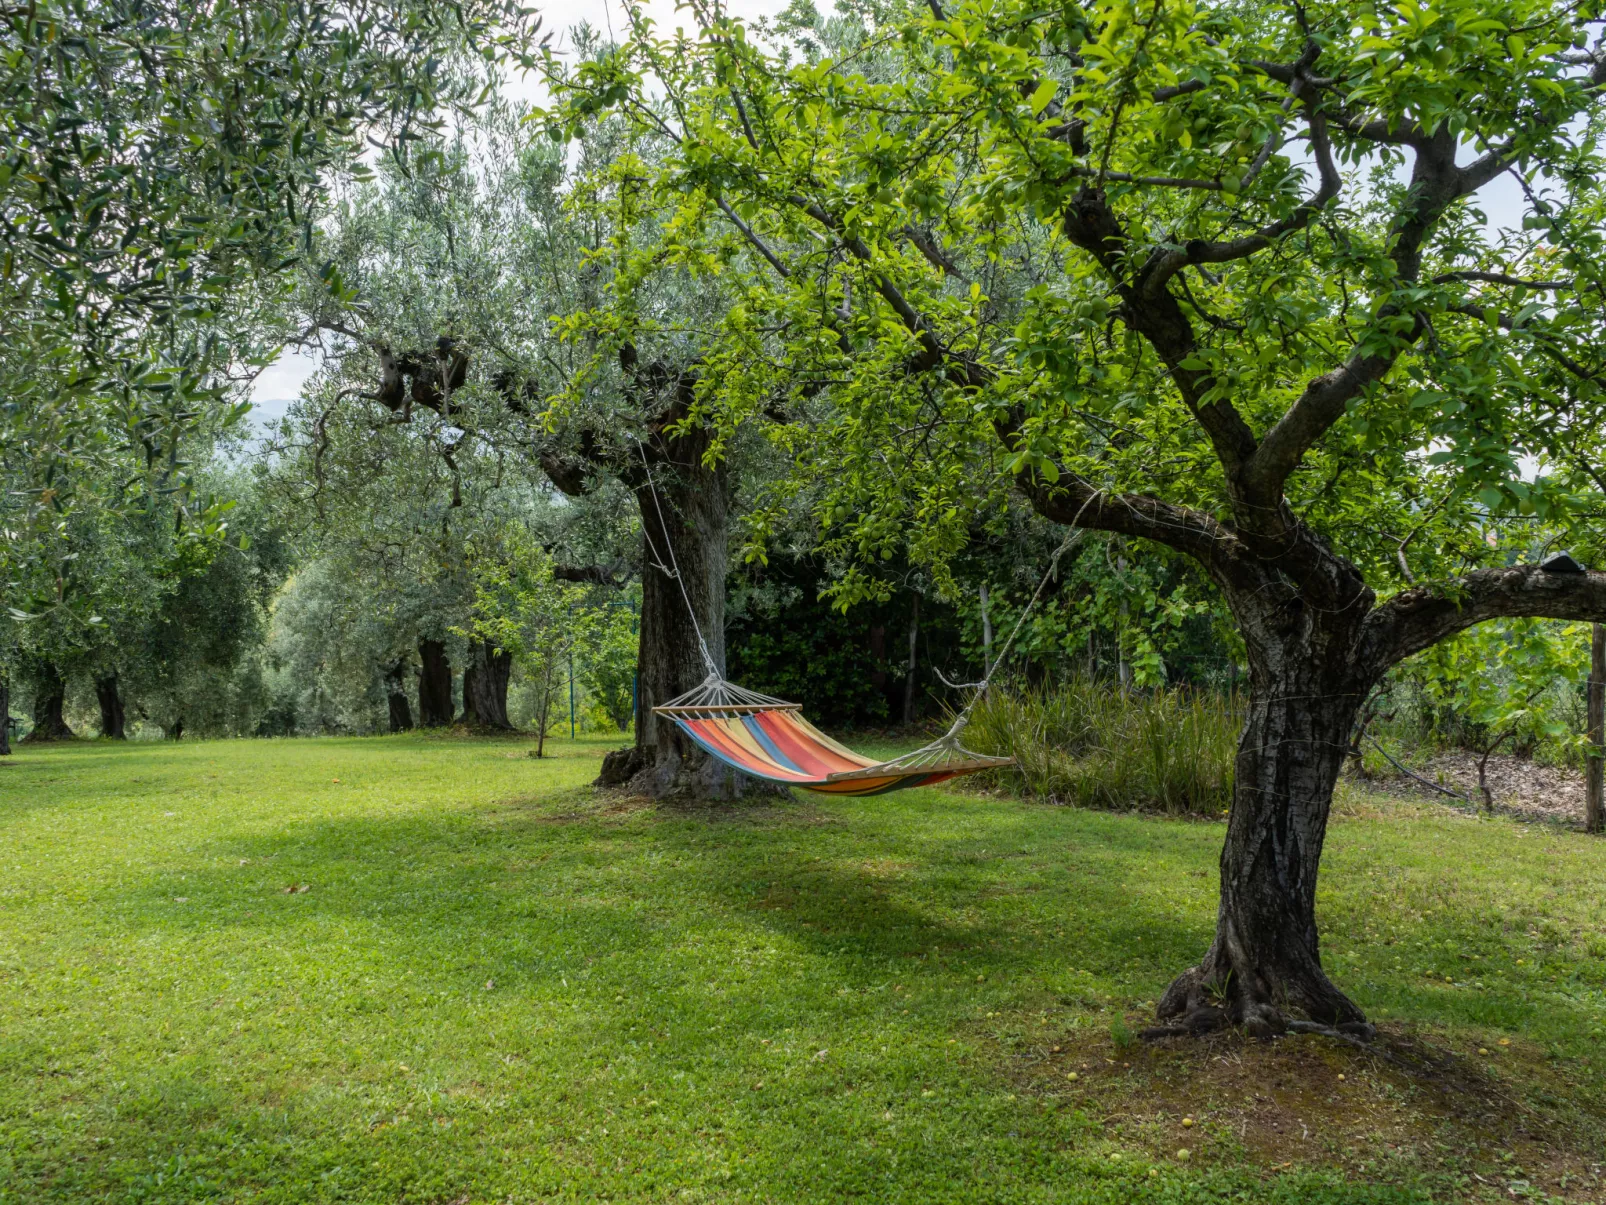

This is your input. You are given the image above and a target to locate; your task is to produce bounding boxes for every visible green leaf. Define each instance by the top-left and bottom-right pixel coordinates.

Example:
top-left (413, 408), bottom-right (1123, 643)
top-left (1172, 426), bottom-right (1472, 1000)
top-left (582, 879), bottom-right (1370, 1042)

top-left (1028, 79), bottom-right (1058, 116)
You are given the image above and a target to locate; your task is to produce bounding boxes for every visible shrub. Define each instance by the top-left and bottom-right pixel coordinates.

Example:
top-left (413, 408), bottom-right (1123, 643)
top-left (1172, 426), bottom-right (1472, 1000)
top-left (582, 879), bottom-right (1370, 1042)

top-left (961, 678), bottom-right (1241, 815)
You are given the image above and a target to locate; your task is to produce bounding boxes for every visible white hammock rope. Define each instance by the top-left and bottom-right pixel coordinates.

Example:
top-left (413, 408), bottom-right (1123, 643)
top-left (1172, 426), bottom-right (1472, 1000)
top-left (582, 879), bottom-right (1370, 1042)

top-left (939, 526), bottom-right (1083, 738)
top-left (634, 437), bottom-right (721, 680)
top-left (827, 527), bottom-right (1084, 779)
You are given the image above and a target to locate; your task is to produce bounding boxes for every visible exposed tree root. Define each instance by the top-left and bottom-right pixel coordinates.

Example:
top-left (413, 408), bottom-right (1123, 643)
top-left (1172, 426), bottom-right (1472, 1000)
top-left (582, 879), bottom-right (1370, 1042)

top-left (1148, 951), bottom-right (1369, 1043)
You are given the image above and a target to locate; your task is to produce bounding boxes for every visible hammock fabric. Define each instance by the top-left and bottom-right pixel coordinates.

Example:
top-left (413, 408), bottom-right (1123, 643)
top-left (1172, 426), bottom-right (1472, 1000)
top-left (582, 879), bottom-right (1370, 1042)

top-left (654, 675), bottom-right (1012, 796)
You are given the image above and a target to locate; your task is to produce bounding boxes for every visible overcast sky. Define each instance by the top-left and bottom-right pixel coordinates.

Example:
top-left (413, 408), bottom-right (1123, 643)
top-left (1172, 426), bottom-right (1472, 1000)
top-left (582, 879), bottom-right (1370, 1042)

top-left (247, 0), bottom-right (1536, 427)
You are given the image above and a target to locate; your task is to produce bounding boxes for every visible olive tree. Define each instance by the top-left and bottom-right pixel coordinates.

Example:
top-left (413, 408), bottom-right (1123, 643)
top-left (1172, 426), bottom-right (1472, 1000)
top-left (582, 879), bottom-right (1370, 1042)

top-left (284, 99), bottom-right (783, 795)
top-left (0, 0), bottom-right (540, 616)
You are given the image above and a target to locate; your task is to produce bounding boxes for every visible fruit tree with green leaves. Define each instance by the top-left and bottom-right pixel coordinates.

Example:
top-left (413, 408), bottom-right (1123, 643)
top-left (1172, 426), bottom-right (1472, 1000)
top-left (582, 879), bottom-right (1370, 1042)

top-left (549, 0), bottom-right (1606, 1036)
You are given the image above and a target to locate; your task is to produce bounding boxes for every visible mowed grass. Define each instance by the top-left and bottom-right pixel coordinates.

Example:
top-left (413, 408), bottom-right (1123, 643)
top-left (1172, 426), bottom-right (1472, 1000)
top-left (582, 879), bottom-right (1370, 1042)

top-left (3, 738), bottom-right (1606, 1203)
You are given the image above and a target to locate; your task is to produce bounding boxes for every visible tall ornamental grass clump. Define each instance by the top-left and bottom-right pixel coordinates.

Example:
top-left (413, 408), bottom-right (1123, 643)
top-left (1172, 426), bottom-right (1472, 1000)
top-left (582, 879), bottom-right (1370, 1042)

top-left (961, 679), bottom-right (1241, 814)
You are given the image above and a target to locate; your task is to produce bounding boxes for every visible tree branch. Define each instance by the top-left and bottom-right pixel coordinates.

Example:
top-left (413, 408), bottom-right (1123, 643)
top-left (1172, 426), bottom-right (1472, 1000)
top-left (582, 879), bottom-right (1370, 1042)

top-left (1240, 315), bottom-right (1420, 505)
top-left (1443, 303), bottom-right (1604, 384)
top-left (1365, 564), bottom-right (1606, 668)
top-left (1137, 81), bottom-right (1340, 298)
top-left (1431, 270), bottom-right (1572, 290)
top-left (716, 197), bottom-right (791, 278)
top-left (1059, 186), bottom-right (1262, 479)
top-left (1013, 465), bottom-right (1264, 594)
top-left (553, 562), bottom-right (628, 587)
top-left (1326, 109), bottom-right (1430, 148)
top-left (1064, 164), bottom-right (1224, 191)
top-left (903, 224), bottom-right (964, 277)
top-left (1234, 119), bottom-right (1480, 509)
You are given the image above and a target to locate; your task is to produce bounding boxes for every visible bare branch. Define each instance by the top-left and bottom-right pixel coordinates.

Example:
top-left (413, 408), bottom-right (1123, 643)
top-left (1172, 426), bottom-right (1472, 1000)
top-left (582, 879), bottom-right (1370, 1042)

top-left (1432, 270), bottom-right (1573, 290)
top-left (716, 197), bottom-right (791, 278)
top-left (1365, 735), bottom-right (1472, 802)
top-left (1365, 565), bottom-right (1606, 668)
top-left (1390, 489), bottom-right (1461, 586)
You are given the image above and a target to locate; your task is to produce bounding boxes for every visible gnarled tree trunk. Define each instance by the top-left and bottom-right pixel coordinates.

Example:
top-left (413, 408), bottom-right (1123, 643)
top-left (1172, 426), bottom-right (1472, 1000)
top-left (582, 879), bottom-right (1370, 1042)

top-left (417, 638), bottom-right (453, 727)
top-left (96, 672), bottom-right (126, 740)
top-left (23, 662), bottom-right (73, 742)
top-left (1154, 600), bottom-right (1372, 1036)
top-left (384, 659), bottom-right (414, 732)
top-left (596, 423), bottom-right (782, 801)
top-left (461, 641), bottom-right (513, 730)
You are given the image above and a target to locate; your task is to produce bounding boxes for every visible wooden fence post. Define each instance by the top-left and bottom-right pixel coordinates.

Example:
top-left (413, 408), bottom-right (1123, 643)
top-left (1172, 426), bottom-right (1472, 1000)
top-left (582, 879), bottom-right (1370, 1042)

top-left (1588, 623), bottom-right (1605, 834)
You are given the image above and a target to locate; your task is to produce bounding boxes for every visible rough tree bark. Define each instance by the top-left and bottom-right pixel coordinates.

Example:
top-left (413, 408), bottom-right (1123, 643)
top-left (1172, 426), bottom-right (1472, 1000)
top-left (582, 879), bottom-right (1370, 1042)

top-left (1587, 624), bottom-right (1604, 834)
top-left (96, 672), bottom-right (126, 740)
top-left (461, 641), bottom-right (513, 730)
top-left (385, 659), bottom-right (414, 733)
top-left (0, 677), bottom-right (10, 756)
top-left (596, 423), bottom-right (756, 799)
top-left (417, 638), bottom-right (454, 727)
top-left (23, 662), bottom-right (73, 741)
top-left (1153, 589), bottom-right (1373, 1034)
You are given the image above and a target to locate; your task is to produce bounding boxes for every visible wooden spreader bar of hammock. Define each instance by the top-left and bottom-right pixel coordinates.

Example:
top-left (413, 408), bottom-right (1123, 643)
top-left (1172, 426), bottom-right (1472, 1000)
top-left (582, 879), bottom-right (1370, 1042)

top-left (654, 702), bottom-right (802, 715)
top-left (820, 755), bottom-right (1013, 783)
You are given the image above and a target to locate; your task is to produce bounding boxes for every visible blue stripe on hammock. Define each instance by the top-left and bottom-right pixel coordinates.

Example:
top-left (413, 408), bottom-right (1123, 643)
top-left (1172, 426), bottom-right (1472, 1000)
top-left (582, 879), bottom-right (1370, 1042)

top-left (739, 714), bottom-right (806, 774)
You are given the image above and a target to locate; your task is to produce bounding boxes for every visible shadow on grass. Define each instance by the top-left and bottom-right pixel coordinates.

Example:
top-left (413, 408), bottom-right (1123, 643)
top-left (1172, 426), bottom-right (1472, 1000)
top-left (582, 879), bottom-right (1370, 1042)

top-left (18, 765), bottom-right (1606, 1202)
top-left (98, 784), bottom-right (1234, 1029)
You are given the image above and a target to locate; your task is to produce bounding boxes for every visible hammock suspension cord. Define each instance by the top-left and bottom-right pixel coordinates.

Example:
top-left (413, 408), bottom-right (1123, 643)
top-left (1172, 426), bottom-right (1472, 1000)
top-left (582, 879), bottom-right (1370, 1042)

top-left (938, 526), bottom-right (1082, 741)
top-left (635, 436), bottom-right (721, 681)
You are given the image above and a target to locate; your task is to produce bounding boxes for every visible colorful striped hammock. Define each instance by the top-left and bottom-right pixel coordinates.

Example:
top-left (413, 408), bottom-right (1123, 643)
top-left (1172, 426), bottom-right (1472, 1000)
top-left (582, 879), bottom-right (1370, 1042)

top-left (654, 675), bottom-right (1013, 796)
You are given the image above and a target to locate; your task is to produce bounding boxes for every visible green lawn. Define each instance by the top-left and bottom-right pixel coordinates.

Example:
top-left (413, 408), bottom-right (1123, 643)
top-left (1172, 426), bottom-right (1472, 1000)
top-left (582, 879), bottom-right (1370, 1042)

top-left (2, 736), bottom-right (1605, 1203)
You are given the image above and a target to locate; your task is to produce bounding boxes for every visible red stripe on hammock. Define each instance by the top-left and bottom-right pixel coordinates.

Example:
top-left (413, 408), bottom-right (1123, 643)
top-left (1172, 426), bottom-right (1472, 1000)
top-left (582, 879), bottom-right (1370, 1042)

top-left (752, 710), bottom-right (864, 776)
